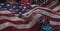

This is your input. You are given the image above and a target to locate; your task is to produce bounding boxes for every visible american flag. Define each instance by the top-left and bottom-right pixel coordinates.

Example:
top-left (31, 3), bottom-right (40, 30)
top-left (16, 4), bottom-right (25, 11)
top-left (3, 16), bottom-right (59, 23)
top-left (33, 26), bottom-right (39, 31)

top-left (0, 0), bottom-right (60, 31)
top-left (40, 0), bottom-right (60, 30)
top-left (0, 2), bottom-right (33, 16)
top-left (0, 1), bottom-right (39, 31)
top-left (40, 0), bottom-right (60, 12)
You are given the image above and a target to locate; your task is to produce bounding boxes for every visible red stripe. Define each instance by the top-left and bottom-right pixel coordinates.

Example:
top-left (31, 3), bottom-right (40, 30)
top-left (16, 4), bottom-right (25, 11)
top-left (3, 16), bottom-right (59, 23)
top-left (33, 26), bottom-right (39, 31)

top-left (32, 5), bottom-right (38, 8)
top-left (42, 15), bottom-right (60, 29)
top-left (0, 7), bottom-right (60, 24)
top-left (41, 0), bottom-right (54, 7)
top-left (0, 15), bottom-right (44, 31)
top-left (18, 14), bottom-right (24, 18)
top-left (45, 15), bottom-right (60, 22)
top-left (49, 2), bottom-right (60, 9)
top-left (0, 14), bottom-right (14, 17)
top-left (32, 7), bottom-right (60, 22)
top-left (56, 9), bottom-right (60, 12)
top-left (50, 25), bottom-right (60, 29)
top-left (40, 15), bottom-right (60, 29)
top-left (0, 19), bottom-right (24, 24)
top-left (37, 8), bottom-right (60, 16)
top-left (25, 11), bottom-right (37, 24)
top-left (0, 11), bottom-right (37, 24)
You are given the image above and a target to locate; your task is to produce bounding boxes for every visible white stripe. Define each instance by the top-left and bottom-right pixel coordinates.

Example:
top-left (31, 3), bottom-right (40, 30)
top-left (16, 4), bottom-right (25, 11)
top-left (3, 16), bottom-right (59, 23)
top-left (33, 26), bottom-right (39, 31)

top-left (46, 1), bottom-right (58, 8)
top-left (0, 16), bottom-right (24, 21)
top-left (53, 5), bottom-right (60, 11)
top-left (57, 12), bottom-right (60, 14)
top-left (0, 22), bottom-right (11, 30)
top-left (35, 9), bottom-right (60, 18)
top-left (30, 5), bottom-right (37, 7)
top-left (14, 14), bottom-right (42, 29)
top-left (0, 11), bottom-right (11, 14)
top-left (50, 21), bottom-right (60, 25)
top-left (0, 14), bottom-right (42, 30)
top-left (23, 7), bottom-right (52, 16)
top-left (39, 7), bottom-right (52, 10)
top-left (23, 7), bottom-right (60, 18)
top-left (0, 7), bottom-right (42, 21)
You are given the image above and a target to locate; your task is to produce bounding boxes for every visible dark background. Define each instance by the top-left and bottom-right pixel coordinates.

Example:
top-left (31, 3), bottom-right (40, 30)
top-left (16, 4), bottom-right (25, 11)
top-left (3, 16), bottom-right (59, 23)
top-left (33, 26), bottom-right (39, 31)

top-left (0, 0), bottom-right (20, 3)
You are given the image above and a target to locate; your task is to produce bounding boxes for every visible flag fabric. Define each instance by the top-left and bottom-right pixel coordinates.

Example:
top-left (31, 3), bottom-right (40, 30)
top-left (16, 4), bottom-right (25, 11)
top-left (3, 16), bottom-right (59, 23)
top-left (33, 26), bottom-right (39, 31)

top-left (0, 0), bottom-right (60, 31)
top-left (40, 0), bottom-right (60, 18)
top-left (0, 3), bottom-right (60, 31)
top-left (35, 7), bottom-right (60, 29)
top-left (0, 1), bottom-right (40, 31)
top-left (0, 2), bottom-right (33, 16)
top-left (40, 0), bottom-right (60, 12)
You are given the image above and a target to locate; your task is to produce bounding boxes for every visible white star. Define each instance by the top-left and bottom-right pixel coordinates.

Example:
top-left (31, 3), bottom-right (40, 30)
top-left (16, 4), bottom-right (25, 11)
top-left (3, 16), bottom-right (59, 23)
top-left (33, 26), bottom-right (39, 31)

top-left (21, 4), bottom-right (24, 5)
top-left (7, 4), bottom-right (10, 6)
top-left (19, 12), bottom-right (22, 14)
top-left (22, 9), bottom-right (25, 11)
top-left (9, 9), bottom-right (13, 11)
top-left (16, 3), bottom-right (18, 4)
top-left (19, 6), bottom-right (21, 8)
top-left (1, 3), bottom-right (4, 5)
top-left (23, 6), bottom-right (26, 9)
top-left (13, 6), bottom-right (16, 8)
top-left (15, 9), bottom-right (19, 11)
